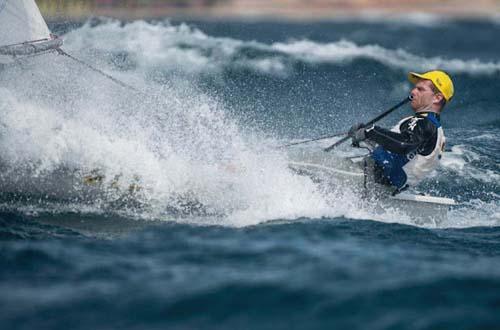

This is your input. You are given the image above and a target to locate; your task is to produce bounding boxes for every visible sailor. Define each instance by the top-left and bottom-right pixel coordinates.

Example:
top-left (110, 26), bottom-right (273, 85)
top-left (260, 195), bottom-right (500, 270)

top-left (348, 70), bottom-right (454, 192)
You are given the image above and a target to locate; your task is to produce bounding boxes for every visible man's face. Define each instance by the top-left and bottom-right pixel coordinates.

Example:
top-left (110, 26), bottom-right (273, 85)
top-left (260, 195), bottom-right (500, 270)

top-left (410, 79), bottom-right (440, 111)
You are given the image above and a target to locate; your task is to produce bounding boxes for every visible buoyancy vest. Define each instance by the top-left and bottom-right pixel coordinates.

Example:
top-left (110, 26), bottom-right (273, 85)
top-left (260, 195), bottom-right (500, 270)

top-left (371, 112), bottom-right (445, 188)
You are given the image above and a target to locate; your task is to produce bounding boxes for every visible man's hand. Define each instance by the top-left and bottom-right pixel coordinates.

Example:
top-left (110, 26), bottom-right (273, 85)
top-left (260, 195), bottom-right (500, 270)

top-left (348, 123), bottom-right (367, 146)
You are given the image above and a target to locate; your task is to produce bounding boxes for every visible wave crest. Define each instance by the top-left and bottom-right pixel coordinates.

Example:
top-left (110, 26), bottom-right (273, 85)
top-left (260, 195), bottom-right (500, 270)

top-left (59, 19), bottom-right (500, 77)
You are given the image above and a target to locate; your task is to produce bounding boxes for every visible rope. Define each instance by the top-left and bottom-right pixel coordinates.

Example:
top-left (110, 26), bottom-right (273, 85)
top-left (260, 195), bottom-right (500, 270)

top-left (57, 48), bottom-right (143, 94)
top-left (57, 48), bottom-right (183, 106)
top-left (278, 131), bottom-right (347, 148)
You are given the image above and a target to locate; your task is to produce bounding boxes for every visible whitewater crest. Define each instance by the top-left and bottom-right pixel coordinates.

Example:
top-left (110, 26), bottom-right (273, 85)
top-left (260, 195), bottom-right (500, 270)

top-left (0, 57), bottom-right (338, 226)
top-left (61, 19), bottom-right (500, 77)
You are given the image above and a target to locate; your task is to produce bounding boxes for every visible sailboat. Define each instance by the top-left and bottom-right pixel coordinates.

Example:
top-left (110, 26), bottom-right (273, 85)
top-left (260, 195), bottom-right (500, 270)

top-left (0, 0), bottom-right (63, 63)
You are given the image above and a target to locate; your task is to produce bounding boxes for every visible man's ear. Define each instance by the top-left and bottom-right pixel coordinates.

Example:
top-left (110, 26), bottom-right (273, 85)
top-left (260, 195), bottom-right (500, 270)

top-left (433, 93), bottom-right (444, 104)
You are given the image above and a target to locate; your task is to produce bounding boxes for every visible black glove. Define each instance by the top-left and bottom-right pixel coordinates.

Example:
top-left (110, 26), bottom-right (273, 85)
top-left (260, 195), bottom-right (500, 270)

top-left (348, 123), bottom-right (367, 146)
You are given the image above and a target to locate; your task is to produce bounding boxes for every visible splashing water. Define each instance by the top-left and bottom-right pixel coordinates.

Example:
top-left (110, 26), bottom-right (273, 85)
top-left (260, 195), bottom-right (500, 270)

top-left (0, 19), bottom-right (498, 228)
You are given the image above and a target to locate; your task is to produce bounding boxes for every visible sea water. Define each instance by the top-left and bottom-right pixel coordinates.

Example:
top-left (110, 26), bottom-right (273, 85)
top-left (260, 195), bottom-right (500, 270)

top-left (0, 17), bottom-right (499, 329)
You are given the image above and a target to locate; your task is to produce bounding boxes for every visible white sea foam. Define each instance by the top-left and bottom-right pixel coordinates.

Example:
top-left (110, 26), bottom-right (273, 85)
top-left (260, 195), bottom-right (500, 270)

top-left (62, 19), bottom-right (500, 78)
top-left (336, 12), bottom-right (449, 27)
top-left (441, 145), bottom-right (500, 183)
top-left (445, 198), bottom-right (500, 228)
top-left (272, 39), bottom-right (500, 74)
top-left (0, 53), bottom-right (339, 227)
top-left (63, 20), bottom-right (248, 75)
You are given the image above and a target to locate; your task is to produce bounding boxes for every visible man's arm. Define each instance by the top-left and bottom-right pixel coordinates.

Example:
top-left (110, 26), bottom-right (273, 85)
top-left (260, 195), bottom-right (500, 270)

top-left (364, 118), bottom-right (436, 155)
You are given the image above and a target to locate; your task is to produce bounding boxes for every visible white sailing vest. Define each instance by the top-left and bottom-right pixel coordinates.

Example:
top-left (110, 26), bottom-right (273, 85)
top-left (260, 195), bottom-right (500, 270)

top-left (391, 114), bottom-right (446, 186)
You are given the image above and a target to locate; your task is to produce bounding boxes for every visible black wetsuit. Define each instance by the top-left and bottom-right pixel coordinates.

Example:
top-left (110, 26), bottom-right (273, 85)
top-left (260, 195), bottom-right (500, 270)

top-left (364, 112), bottom-right (441, 188)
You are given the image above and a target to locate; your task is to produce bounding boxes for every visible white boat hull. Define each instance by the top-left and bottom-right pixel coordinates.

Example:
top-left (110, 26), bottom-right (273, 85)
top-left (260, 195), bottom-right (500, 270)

top-left (287, 148), bottom-right (455, 225)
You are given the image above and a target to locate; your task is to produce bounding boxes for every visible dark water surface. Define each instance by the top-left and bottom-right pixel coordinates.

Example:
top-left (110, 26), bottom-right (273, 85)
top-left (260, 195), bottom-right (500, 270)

top-left (2, 213), bottom-right (500, 330)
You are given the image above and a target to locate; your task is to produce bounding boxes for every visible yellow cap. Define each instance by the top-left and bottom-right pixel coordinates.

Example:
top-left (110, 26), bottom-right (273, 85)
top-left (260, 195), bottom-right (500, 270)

top-left (408, 70), bottom-right (454, 102)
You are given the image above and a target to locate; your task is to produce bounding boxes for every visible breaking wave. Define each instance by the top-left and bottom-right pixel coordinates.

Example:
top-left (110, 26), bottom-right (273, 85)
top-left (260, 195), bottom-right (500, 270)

top-left (0, 56), bottom-right (335, 227)
top-left (62, 19), bottom-right (500, 77)
top-left (272, 39), bottom-right (500, 74)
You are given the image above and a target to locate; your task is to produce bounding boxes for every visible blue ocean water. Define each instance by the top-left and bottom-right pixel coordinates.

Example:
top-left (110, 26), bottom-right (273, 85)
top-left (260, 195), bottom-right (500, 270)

top-left (1, 16), bottom-right (500, 329)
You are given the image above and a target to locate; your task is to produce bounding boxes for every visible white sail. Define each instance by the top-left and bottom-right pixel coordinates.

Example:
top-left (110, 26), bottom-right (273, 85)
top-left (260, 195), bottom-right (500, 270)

top-left (0, 0), bottom-right (50, 46)
top-left (0, 0), bottom-right (61, 61)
